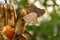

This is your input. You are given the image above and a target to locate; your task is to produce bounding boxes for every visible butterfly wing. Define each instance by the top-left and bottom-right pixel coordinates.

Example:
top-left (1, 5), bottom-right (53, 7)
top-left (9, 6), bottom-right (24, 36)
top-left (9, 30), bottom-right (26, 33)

top-left (26, 4), bottom-right (45, 17)
top-left (23, 12), bottom-right (38, 25)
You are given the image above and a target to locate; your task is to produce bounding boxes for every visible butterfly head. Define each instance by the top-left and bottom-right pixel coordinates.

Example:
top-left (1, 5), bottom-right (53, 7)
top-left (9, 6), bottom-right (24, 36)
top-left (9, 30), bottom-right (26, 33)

top-left (20, 9), bottom-right (28, 17)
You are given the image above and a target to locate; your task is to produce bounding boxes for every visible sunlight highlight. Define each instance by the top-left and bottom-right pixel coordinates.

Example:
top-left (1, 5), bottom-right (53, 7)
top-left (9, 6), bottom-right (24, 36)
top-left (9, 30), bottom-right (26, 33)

top-left (46, 0), bottom-right (53, 5)
top-left (47, 6), bottom-right (53, 13)
top-left (56, 0), bottom-right (60, 5)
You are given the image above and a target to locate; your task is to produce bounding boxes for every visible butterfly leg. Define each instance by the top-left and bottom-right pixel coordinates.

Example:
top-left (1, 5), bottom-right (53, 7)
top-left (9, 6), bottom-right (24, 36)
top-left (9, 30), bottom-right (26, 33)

top-left (25, 30), bottom-right (37, 40)
top-left (13, 34), bottom-right (27, 40)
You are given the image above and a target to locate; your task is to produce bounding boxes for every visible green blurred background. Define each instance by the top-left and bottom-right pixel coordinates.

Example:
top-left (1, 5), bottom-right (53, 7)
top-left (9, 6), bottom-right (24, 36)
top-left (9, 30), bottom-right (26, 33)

top-left (1, 0), bottom-right (60, 40)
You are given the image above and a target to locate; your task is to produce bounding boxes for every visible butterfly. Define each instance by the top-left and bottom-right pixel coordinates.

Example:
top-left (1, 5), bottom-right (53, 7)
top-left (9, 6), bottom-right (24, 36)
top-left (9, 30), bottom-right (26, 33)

top-left (23, 4), bottom-right (45, 25)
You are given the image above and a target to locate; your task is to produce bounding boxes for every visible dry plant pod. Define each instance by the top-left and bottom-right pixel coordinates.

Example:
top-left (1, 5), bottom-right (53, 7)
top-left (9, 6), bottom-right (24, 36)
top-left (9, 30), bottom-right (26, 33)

top-left (26, 4), bottom-right (45, 17)
top-left (0, 4), bottom-right (5, 31)
top-left (4, 25), bottom-right (14, 40)
top-left (0, 31), bottom-right (9, 40)
top-left (0, 0), bottom-right (16, 40)
top-left (3, 5), bottom-right (14, 38)
top-left (3, 4), bottom-right (14, 40)
top-left (0, 5), bottom-right (4, 19)
top-left (0, 3), bottom-right (9, 40)
top-left (0, 32), bottom-right (4, 40)
top-left (7, 5), bottom-right (16, 28)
